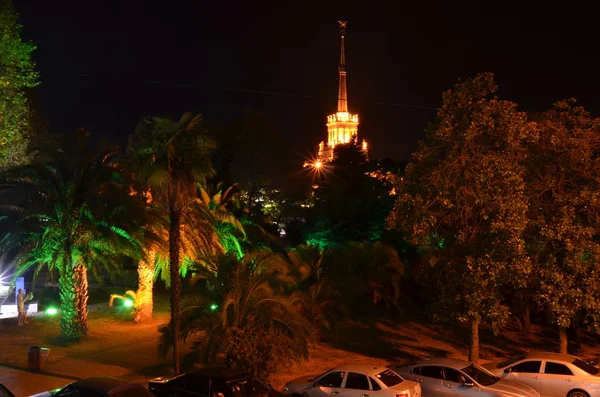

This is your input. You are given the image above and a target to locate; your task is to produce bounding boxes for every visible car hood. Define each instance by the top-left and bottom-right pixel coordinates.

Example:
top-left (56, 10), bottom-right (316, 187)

top-left (28, 391), bottom-right (56, 397)
top-left (486, 379), bottom-right (540, 397)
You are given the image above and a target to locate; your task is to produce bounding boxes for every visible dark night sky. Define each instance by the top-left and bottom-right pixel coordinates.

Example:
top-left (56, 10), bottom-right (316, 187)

top-left (11, 0), bottom-right (600, 162)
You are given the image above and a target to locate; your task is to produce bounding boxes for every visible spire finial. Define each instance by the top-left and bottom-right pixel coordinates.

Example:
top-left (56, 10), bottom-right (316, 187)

top-left (338, 20), bottom-right (347, 36)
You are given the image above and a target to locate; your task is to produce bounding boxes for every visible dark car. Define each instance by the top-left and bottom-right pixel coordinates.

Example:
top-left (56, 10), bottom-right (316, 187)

top-left (29, 376), bottom-right (154, 397)
top-left (1, 384), bottom-right (16, 397)
top-left (149, 367), bottom-right (284, 397)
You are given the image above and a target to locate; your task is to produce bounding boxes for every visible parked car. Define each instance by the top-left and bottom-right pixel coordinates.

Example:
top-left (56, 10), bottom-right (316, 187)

top-left (0, 384), bottom-right (15, 397)
top-left (391, 357), bottom-right (540, 397)
top-left (149, 367), bottom-right (284, 397)
top-left (282, 364), bottom-right (421, 397)
top-left (482, 352), bottom-right (600, 397)
top-left (29, 377), bottom-right (154, 397)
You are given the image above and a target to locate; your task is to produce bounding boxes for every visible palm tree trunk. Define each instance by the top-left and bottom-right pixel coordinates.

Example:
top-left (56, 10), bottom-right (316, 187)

top-left (136, 249), bottom-right (156, 323)
top-left (58, 264), bottom-right (80, 340)
top-left (74, 264), bottom-right (89, 335)
top-left (169, 208), bottom-right (182, 375)
top-left (468, 316), bottom-right (480, 363)
top-left (559, 326), bottom-right (568, 353)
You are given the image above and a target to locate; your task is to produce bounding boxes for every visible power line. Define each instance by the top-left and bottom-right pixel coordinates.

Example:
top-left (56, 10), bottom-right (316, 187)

top-left (78, 73), bottom-right (439, 111)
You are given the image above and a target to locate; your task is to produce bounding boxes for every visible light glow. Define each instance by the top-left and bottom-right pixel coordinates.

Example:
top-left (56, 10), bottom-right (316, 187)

top-left (210, 303), bottom-right (218, 311)
top-left (124, 299), bottom-right (134, 308)
top-left (46, 307), bottom-right (58, 316)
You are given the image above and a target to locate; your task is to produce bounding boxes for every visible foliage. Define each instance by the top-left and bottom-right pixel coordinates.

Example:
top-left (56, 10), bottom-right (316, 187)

top-left (0, 1), bottom-right (40, 170)
top-left (305, 137), bottom-right (395, 249)
top-left (387, 73), bottom-right (531, 361)
top-left (287, 247), bottom-right (349, 340)
top-left (0, 130), bottom-right (142, 339)
top-left (318, 241), bottom-right (405, 317)
top-left (523, 100), bottom-right (600, 349)
top-left (128, 112), bottom-right (216, 374)
top-left (109, 290), bottom-right (141, 322)
top-left (158, 249), bottom-right (312, 380)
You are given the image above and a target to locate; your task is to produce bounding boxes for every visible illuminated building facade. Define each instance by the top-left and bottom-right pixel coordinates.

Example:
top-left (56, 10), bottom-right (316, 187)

top-left (317, 20), bottom-right (367, 162)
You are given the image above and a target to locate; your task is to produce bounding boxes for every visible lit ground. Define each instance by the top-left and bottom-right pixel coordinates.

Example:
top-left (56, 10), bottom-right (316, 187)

top-left (1, 291), bottom-right (600, 397)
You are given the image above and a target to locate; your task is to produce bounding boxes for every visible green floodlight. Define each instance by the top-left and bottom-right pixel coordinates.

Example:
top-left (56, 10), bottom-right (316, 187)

top-left (210, 303), bottom-right (218, 311)
top-left (46, 307), bottom-right (58, 316)
top-left (123, 299), bottom-right (134, 308)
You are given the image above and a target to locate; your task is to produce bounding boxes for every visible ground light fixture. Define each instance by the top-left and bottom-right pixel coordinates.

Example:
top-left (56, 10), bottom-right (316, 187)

top-left (123, 299), bottom-right (134, 308)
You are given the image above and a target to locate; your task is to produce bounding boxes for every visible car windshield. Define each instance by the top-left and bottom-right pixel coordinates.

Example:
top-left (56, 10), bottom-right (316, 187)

top-left (572, 359), bottom-right (600, 375)
top-left (227, 377), bottom-right (271, 397)
top-left (461, 364), bottom-right (499, 386)
top-left (375, 369), bottom-right (404, 387)
top-left (310, 368), bottom-right (334, 382)
top-left (495, 355), bottom-right (525, 369)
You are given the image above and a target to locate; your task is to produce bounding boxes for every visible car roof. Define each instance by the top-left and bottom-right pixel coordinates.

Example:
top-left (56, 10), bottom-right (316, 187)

top-left (69, 377), bottom-right (132, 391)
top-left (330, 364), bottom-right (393, 376)
top-left (189, 367), bottom-right (252, 381)
top-left (524, 352), bottom-right (577, 362)
top-left (410, 358), bottom-right (473, 368)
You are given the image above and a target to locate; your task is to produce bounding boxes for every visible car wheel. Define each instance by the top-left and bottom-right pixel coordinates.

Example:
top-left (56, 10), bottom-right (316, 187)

top-left (568, 389), bottom-right (590, 397)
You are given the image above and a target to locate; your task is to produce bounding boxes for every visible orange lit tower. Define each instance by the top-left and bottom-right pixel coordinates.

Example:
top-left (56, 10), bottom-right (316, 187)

top-left (317, 20), bottom-right (367, 162)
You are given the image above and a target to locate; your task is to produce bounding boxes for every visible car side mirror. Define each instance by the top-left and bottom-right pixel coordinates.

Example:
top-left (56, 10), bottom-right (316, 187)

top-left (463, 382), bottom-right (475, 387)
top-left (504, 367), bottom-right (512, 374)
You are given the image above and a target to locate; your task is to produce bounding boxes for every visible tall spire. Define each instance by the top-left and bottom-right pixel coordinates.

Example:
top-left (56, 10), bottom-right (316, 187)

top-left (337, 20), bottom-right (348, 113)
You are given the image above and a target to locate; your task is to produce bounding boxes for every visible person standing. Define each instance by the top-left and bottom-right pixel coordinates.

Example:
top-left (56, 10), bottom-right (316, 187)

top-left (17, 289), bottom-right (33, 326)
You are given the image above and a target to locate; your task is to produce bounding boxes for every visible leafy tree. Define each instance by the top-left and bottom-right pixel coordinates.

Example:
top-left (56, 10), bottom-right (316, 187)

top-left (158, 249), bottom-right (311, 380)
top-left (0, 130), bottom-right (140, 339)
top-left (523, 100), bottom-right (600, 353)
top-left (0, 1), bottom-right (40, 169)
top-left (305, 137), bottom-right (395, 248)
top-left (127, 112), bottom-right (215, 374)
top-left (387, 73), bottom-right (531, 362)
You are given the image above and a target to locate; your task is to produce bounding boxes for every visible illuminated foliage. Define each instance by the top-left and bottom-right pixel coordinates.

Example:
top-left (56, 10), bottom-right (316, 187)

top-left (305, 137), bottom-right (395, 248)
top-left (0, 130), bottom-right (142, 339)
top-left (387, 73), bottom-right (531, 362)
top-left (158, 249), bottom-right (311, 379)
top-left (523, 100), bottom-right (600, 352)
top-left (128, 112), bottom-right (215, 374)
top-left (0, 1), bottom-right (40, 170)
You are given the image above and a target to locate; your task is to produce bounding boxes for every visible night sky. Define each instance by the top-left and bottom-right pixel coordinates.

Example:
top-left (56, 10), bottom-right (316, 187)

top-left (12, 0), bottom-right (600, 162)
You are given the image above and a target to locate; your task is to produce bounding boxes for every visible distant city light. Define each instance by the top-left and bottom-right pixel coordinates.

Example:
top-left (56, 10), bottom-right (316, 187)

top-left (46, 307), bottom-right (58, 316)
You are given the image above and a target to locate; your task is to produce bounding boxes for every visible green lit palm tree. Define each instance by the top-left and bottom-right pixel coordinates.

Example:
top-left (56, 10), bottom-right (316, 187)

top-left (0, 130), bottom-right (142, 339)
top-left (127, 112), bottom-right (215, 374)
top-left (158, 249), bottom-right (312, 379)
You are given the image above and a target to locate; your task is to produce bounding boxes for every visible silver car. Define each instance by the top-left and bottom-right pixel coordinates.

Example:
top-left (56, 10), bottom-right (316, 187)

top-left (283, 364), bottom-right (421, 397)
top-left (482, 352), bottom-right (600, 397)
top-left (391, 358), bottom-right (541, 397)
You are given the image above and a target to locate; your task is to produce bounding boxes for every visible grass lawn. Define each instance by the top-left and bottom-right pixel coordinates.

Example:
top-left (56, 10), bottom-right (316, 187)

top-left (2, 286), bottom-right (600, 397)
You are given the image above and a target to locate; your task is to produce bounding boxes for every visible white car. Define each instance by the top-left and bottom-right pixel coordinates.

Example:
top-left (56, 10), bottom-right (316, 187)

top-left (283, 364), bottom-right (421, 397)
top-left (482, 352), bottom-right (600, 397)
top-left (392, 357), bottom-right (541, 397)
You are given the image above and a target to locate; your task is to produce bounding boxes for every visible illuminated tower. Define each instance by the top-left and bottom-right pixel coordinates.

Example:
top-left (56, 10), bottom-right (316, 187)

top-left (317, 20), bottom-right (367, 162)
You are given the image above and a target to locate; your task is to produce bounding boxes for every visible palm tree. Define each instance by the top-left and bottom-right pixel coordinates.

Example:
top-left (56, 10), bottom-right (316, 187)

top-left (158, 249), bottom-right (312, 379)
top-left (0, 130), bottom-right (142, 339)
top-left (127, 112), bottom-right (215, 374)
top-left (198, 183), bottom-right (245, 258)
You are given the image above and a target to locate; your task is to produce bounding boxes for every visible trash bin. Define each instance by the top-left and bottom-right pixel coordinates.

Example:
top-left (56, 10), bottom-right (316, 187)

top-left (28, 346), bottom-right (49, 372)
top-left (28, 346), bottom-right (41, 372)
